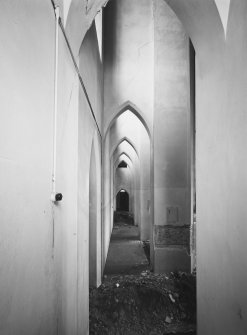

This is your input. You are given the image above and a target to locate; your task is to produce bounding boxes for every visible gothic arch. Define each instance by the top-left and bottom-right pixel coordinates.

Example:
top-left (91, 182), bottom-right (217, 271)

top-left (110, 137), bottom-right (139, 159)
top-left (114, 155), bottom-right (135, 184)
top-left (65, 0), bottom-right (224, 62)
top-left (114, 155), bottom-right (134, 183)
top-left (114, 152), bottom-right (133, 167)
top-left (116, 186), bottom-right (131, 196)
top-left (104, 101), bottom-right (151, 140)
top-left (164, 0), bottom-right (224, 53)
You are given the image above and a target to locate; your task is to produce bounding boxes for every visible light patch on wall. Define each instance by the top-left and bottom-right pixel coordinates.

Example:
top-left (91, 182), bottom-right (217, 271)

top-left (117, 109), bottom-right (142, 138)
top-left (214, 0), bottom-right (231, 37)
top-left (95, 10), bottom-right (103, 61)
top-left (63, 0), bottom-right (72, 25)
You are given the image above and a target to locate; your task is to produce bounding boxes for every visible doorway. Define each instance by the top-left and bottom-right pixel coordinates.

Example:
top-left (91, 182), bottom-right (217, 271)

top-left (116, 189), bottom-right (129, 211)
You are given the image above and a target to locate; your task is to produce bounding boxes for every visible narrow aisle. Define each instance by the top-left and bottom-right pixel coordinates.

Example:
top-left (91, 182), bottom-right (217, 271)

top-left (91, 212), bottom-right (196, 334)
top-left (104, 212), bottom-right (149, 277)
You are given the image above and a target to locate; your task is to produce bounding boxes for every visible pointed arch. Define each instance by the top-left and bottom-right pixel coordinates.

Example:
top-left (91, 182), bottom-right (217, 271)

top-left (104, 101), bottom-right (151, 140)
top-left (65, 0), bottom-right (109, 55)
top-left (114, 156), bottom-right (135, 185)
top-left (66, 0), bottom-right (224, 58)
top-left (116, 187), bottom-right (131, 196)
top-left (165, 0), bottom-right (224, 53)
top-left (114, 155), bottom-right (134, 184)
top-left (114, 152), bottom-right (133, 167)
top-left (110, 137), bottom-right (139, 159)
top-left (114, 156), bottom-right (134, 180)
top-left (117, 160), bottom-right (128, 168)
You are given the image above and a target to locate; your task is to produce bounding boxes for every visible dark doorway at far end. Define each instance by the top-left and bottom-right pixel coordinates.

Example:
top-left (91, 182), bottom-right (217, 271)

top-left (116, 190), bottom-right (129, 211)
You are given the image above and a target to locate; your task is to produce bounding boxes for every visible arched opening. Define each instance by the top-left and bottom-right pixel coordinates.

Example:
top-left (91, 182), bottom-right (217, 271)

top-left (116, 189), bottom-right (129, 211)
top-left (102, 0), bottom-right (194, 283)
top-left (104, 108), bottom-right (151, 240)
top-left (65, 0), bottom-right (231, 333)
top-left (89, 141), bottom-right (97, 287)
top-left (104, 101), bottom-right (151, 140)
top-left (118, 160), bottom-right (127, 168)
top-left (112, 139), bottom-right (140, 221)
top-left (114, 154), bottom-right (136, 218)
top-left (110, 136), bottom-right (139, 158)
top-left (103, 105), bottom-right (152, 283)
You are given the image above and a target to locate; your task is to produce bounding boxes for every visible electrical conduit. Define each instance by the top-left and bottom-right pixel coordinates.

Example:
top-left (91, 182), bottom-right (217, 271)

top-left (51, 6), bottom-right (60, 202)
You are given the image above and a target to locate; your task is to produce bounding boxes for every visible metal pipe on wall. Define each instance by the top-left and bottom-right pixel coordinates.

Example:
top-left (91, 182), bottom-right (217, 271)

top-left (49, 0), bottom-right (102, 204)
top-left (51, 6), bottom-right (60, 202)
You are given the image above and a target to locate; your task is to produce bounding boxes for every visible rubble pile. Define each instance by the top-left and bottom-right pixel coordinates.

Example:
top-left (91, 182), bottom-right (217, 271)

top-left (89, 271), bottom-right (196, 335)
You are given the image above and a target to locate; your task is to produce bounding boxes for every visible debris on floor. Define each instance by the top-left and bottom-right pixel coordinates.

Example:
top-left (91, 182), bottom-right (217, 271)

top-left (114, 211), bottom-right (134, 225)
top-left (89, 271), bottom-right (196, 335)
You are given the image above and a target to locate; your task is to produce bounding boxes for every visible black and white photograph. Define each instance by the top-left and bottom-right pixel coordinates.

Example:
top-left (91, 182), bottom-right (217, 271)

top-left (0, 0), bottom-right (245, 334)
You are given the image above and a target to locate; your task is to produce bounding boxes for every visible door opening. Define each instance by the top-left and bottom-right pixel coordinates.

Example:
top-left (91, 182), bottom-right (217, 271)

top-left (116, 189), bottom-right (129, 211)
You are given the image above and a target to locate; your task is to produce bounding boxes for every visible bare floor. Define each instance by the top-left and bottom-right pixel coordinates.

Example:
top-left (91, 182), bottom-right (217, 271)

top-left (104, 223), bottom-right (149, 277)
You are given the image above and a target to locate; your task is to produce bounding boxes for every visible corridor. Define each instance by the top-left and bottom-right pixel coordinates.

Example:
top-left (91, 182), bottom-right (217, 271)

top-left (104, 212), bottom-right (149, 277)
top-left (90, 212), bottom-right (196, 334)
top-left (1, 0), bottom-right (247, 334)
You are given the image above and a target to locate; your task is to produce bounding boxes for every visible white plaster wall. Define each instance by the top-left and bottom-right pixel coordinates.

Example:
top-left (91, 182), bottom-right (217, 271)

top-left (89, 134), bottom-right (101, 288)
top-left (0, 2), bottom-right (103, 334)
top-left (53, 18), bottom-right (103, 335)
top-left (153, 0), bottom-right (191, 272)
top-left (153, 0), bottom-right (191, 227)
top-left (77, 22), bottom-right (103, 335)
top-left (164, 0), bottom-right (247, 333)
top-left (79, 22), bottom-right (102, 129)
top-left (195, 4), bottom-right (247, 333)
top-left (103, 135), bottom-right (111, 264)
top-left (93, 132), bottom-right (102, 286)
top-left (139, 135), bottom-right (151, 240)
top-left (0, 2), bottom-right (56, 334)
top-left (103, 0), bottom-right (154, 133)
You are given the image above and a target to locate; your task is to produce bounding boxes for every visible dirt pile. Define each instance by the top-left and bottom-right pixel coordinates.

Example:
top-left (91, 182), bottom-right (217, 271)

top-left (89, 271), bottom-right (196, 335)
